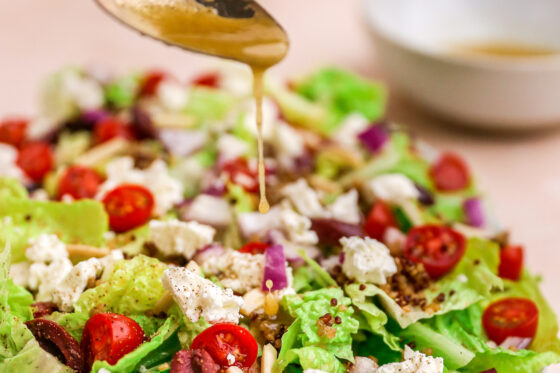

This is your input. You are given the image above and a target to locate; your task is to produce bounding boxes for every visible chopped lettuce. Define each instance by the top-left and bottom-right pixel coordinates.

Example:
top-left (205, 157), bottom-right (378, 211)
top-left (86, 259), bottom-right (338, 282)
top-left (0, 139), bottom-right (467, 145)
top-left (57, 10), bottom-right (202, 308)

top-left (185, 87), bottom-right (237, 126)
top-left (297, 249), bottom-right (337, 289)
top-left (75, 255), bottom-right (167, 315)
top-left (347, 238), bottom-right (503, 329)
top-left (0, 243), bottom-right (33, 361)
top-left (105, 73), bottom-right (141, 108)
top-left (54, 131), bottom-right (92, 166)
top-left (0, 178), bottom-right (28, 200)
top-left (280, 346), bottom-right (346, 373)
top-left (0, 195), bottom-right (108, 263)
top-left (281, 288), bottom-right (359, 362)
top-left (0, 339), bottom-right (73, 373)
top-left (46, 312), bottom-right (89, 342)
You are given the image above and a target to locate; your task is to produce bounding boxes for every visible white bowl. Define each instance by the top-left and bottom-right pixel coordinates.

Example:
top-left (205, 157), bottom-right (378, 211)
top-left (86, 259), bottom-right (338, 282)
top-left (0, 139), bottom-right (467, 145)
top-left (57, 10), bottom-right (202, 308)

top-left (364, 0), bottom-right (560, 129)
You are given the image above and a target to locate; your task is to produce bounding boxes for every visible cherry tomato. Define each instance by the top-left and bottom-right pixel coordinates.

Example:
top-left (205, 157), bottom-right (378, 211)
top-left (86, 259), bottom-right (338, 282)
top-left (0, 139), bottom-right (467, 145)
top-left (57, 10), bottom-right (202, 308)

top-left (102, 184), bottom-right (154, 232)
top-left (430, 153), bottom-right (470, 192)
top-left (16, 142), bottom-right (53, 182)
top-left (191, 72), bottom-right (220, 88)
top-left (364, 200), bottom-right (397, 241)
top-left (238, 242), bottom-right (269, 255)
top-left (191, 323), bottom-right (258, 368)
top-left (81, 313), bottom-right (144, 369)
top-left (482, 298), bottom-right (538, 345)
top-left (93, 117), bottom-right (134, 144)
top-left (404, 225), bottom-right (466, 278)
top-left (222, 158), bottom-right (259, 193)
top-left (0, 118), bottom-right (27, 147)
top-left (58, 166), bottom-right (104, 200)
top-left (140, 70), bottom-right (167, 96)
top-left (498, 245), bottom-right (524, 281)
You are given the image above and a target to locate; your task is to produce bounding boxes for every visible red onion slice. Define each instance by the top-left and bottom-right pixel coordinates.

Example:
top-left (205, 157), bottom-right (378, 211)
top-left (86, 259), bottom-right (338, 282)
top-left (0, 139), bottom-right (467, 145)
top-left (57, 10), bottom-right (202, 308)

top-left (310, 218), bottom-right (365, 246)
top-left (358, 123), bottom-right (389, 153)
top-left (463, 198), bottom-right (485, 228)
top-left (499, 336), bottom-right (532, 350)
top-left (158, 129), bottom-right (207, 157)
top-left (193, 244), bottom-right (226, 265)
top-left (262, 244), bottom-right (288, 291)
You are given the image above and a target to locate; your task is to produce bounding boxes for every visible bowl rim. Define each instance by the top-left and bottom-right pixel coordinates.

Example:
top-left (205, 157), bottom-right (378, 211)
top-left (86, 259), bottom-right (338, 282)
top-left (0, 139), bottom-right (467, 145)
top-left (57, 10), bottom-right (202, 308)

top-left (363, 0), bottom-right (560, 72)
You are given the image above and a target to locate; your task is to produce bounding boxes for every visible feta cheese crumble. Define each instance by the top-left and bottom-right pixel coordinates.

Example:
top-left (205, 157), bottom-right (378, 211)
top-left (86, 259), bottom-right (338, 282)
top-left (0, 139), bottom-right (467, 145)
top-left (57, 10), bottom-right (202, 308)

top-left (157, 80), bottom-right (189, 111)
top-left (162, 266), bottom-right (243, 324)
top-left (376, 346), bottom-right (444, 373)
top-left (0, 144), bottom-right (26, 182)
top-left (201, 250), bottom-right (265, 294)
top-left (280, 203), bottom-right (319, 246)
top-left (185, 194), bottom-right (232, 227)
top-left (282, 179), bottom-right (326, 218)
top-left (327, 189), bottom-right (361, 224)
top-left (53, 258), bottom-right (103, 311)
top-left (333, 113), bottom-right (369, 148)
top-left (368, 174), bottom-right (420, 204)
top-left (97, 157), bottom-right (183, 216)
top-left (218, 134), bottom-right (250, 162)
top-left (341, 236), bottom-right (397, 285)
top-left (25, 234), bottom-right (68, 263)
top-left (150, 219), bottom-right (215, 259)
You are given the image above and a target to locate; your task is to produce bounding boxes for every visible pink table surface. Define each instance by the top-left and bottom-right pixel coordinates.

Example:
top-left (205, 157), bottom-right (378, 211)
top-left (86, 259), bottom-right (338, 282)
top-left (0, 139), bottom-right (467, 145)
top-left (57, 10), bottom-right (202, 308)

top-left (1, 0), bottom-right (559, 366)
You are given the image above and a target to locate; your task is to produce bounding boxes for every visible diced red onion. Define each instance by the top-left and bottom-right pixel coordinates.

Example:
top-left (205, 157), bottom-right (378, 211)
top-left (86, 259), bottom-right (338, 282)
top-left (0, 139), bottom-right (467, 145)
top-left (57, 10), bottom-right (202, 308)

top-left (262, 244), bottom-right (288, 291)
top-left (267, 230), bottom-right (320, 263)
top-left (158, 129), bottom-right (207, 157)
top-left (358, 123), bottom-right (389, 153)
top-left (339, 251), bottom-right (345, 264)
top-left (499, 337), bottom-right (532, 350)
top-left (310, 218), bottom-right (365, 246)
top-left (192, 244), bottom-right (226, 264)
top-left (81, 109), bottom-right (110, 124)
top-left (463, 198), bottom-right (485, 228)
top-left (202, 180), bottom-right (227, 197)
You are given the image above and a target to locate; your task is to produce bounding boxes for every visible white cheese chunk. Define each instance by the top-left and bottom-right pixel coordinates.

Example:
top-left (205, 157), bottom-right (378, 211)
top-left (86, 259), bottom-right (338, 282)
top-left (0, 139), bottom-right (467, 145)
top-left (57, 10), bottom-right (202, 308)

top-left (376, 346), bottom-right (444, 373)
top-left (0, 143), bottom-right (26, 182)
top-left (98, 157), bottom-right (183, 216)
top-left (237, 206), bottom-right (282, 239)
top-left (273, 123), bottom-right (305, 167)
top-left (9, 262), bottom-right (31, 287)
top-left (53, 258), bottom-right (103, 311)
top-left (341, 236), bottom-right (397, 285)
top-left (280, 203), bottom-right (318, 246)
top-left (244, 97), bottom-right (277, 142)
top-left (282, 179), bottom-right (326, 218)
top-left (368, 174), bottom-right (420, 204)
top-left (333, 113), bottom-right (369, 148)
top-left (162, 266), bottom-right (243, 324)
top-left (29, 259), bottom-right (73, 302)
top-left (218, 134), bottom-right (249, 162)
top-left (327, 189), bottom-right (361, 224)
top-left (201, 250), bottom-right (265, 294)
top-left (157, 80), bottom-right (189, 111)
top-left (26, 234), bottom-right (68, 264)
top-left (185, 194), bottom-right (232, 227)
top-left (150, 219), bottom-right (215, 259)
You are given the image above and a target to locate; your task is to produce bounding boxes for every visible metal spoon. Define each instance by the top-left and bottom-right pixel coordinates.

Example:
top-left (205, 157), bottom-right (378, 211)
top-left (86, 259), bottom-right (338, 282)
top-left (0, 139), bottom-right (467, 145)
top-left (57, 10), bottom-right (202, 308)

top-left (94, 0), bottom-right (288, 66)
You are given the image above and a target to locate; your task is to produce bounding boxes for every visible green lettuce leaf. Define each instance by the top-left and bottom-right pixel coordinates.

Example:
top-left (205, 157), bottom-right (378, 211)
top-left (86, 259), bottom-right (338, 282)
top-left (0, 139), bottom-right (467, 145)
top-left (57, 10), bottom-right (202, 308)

top-left (46, 312), bottom-right (89, 342)
top-left (0, 197), bottom-right (108, 263)
top-left (0, 243), bottom-right (33, 361)
top-left (74, 255), bottom-right (167, 315)
top-left (105, 73), bottom-right (141, 108)
top-left (0, 178), bottom-right (28, 199)
top-left (185, 87), bottom-right (237, 126)
top-left (279, 347), bottom-right (346, 373)
top-left (347, 238), bottom-right (503, 329)
top-left (282, 288), bottom-right (359, 362)
top-left (0, 339), bottom-right (73, 373)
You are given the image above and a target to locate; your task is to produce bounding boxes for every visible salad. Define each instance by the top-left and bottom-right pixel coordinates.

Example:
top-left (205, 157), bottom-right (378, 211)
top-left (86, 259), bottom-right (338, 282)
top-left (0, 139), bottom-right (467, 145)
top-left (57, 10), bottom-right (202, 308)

top-left (0, 65), bottom-right (558, 373)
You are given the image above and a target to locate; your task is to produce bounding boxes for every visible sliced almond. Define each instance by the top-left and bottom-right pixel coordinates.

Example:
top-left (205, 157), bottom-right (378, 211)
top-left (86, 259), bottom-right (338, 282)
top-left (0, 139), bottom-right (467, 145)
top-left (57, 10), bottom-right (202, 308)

top-left (261, 344), bottom-right (278, 373)
top-left (66, 244), bottom-right (110, 259)
top-left (148, 291), bottom-right (174, 316)
top-left (241, 288), bottom-right (265, 316)
top-left (74, 137), bottom-right (130, 167)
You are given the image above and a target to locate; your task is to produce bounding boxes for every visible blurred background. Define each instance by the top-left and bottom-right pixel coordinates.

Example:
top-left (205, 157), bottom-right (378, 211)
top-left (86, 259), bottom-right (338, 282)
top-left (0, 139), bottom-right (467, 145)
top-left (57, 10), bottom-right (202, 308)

top-left (1, 0), bottom-right (560, 362)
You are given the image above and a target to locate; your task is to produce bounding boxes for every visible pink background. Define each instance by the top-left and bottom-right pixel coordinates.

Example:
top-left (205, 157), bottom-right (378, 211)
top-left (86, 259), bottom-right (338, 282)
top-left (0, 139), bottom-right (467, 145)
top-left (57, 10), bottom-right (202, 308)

top-left (1, 0), bottom-right (559, 366)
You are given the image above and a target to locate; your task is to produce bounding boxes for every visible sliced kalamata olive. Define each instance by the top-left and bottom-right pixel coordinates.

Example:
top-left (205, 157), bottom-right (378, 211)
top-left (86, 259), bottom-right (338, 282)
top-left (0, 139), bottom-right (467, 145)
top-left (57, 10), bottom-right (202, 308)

top-left (311, 218), bottom-right (365, 246)
top-left (131, 106), bottom-right (157, 140)
top-left (25, 318), bottom-right (83, 372)
top-left (171, 349), bottom-right (219, 373)
top-left (415, 184), bottom-right (434, 206)
top-left (31, 302), bottom-right (59, 318)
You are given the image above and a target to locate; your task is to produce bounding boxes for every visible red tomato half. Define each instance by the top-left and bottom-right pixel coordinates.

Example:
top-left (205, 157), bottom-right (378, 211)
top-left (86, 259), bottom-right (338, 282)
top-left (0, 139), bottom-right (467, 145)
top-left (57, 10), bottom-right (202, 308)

top-left (191, 324), bottom-right (258, 368)
top-left (222, 158), bottom-right (259, 193)
top-left (404, 225), bottom-right (466, 278)
top-left (140, 70), bottom-right (167, 96)
top-left (483, 298), bottom-right (538, 344)
top-left (81, 313), bottom-right (144, 369)
top-left (364, 200), bottom-right (397, 241)
top-left (94, 118), bottom-right (134, 144)
top-left (102, 184), bottom-right (154, 232)
top-left (430, 153), bottom-right (470, 192)
top-left (498, 245), bottom-right (524, 281)
top-left (0, 118), bottom-right (27, 147)
top-left (238, 242), bottom-right (269, 255)
top-left (58, 166), bottom-right (104, 200)
top-left (16, 142), bottom-right (53, 182)
top-left (191, 72), bottom-right (220, 88)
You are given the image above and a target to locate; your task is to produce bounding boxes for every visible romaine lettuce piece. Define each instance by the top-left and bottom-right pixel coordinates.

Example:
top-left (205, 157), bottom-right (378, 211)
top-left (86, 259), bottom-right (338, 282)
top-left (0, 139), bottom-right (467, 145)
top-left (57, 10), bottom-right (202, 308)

top-left (46, 312), bottom-right (89, 342)
top-left (105, 73), bottom-right (141, 108)
top-left (75, 255), bottom-right (167, 315)
top-left (279, 347), bottom-right (346, 373)
top-left (185, 87), bottom-right (237, 126)
top-left (0, 339), bottom-right (73, 373)
top-left (0, 196), bottom-right (108, 263)
top-left (0, 178), bottom-right (28, 199)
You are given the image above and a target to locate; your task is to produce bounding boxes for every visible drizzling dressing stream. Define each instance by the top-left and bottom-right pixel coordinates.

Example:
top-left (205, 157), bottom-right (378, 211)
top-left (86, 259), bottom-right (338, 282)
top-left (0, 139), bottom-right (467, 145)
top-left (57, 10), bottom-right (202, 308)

top-left (95, 0), bottom-right (289, 213)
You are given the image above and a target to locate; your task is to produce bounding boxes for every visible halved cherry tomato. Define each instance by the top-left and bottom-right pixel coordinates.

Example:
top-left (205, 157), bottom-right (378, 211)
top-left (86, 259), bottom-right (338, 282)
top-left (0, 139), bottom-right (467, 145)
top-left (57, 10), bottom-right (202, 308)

top-left (430, 153), bottom-right (470, 192)
top-left (404, 225), bottom-right (466, 278)
top-left (238, 242), bottom-right (269, 255)
top-left (16, 142), bottom-right (53, 182)
top-left (364, 200), bottom-right (397, 241)
top-left (81, 313), bottom-right (144, 369)
top-left (482, 298), bottom-right (538, 344)
top-left (139, 70), bottom-right (167, 96)
top-left (222, 158), bottom-right (259, 193)
top-left (102, 184), bottom-right (154, 232)
top-left (58, 166), bottom-right (104, 200)
top-left (498, 245), bottom-right (524, 281)
top-left (191, 323), bottom-right (258, 368)
top-left (0, 118), bottom-right (27, 147)
top-left (93, 117), bottom-right (134, 144)
top-left (191, 72), bottom-right (220, 88)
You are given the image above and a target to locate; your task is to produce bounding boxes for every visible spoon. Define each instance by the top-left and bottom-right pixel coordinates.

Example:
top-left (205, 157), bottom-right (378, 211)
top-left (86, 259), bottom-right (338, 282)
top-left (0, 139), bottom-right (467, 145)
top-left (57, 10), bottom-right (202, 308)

top-left (94, 0), bottom-right (289, 67)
